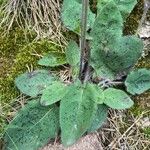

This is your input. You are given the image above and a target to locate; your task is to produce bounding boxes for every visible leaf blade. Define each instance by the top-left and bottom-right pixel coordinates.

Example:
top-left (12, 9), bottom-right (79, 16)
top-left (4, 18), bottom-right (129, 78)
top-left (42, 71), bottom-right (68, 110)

top-left (61, 0), bottom-right (95, 33)
top-left (60, 82), bottom-right (97, 146)
top-left (103, 88), bottom-right (134, 109)
top-left (97, 0), bottom-right (137, 19)
top-left (90, 1), bottom-right (123, 79)
top-left (40, 81), bottom-right (67, 106)
top-left (125, 69), bottom-right (150, 95)
top-left (90, 1), bottom-right (143, 79)
top-left (88, 104), bottom-right (108, 133)
top-left (38, 53), bottom-right (66, 67)
top-left (4, 100), bottom-right (59, 150)
top-left (15, 70), bottom-right (56, 97)
top-left (65, 40), bottom-right (80, 66)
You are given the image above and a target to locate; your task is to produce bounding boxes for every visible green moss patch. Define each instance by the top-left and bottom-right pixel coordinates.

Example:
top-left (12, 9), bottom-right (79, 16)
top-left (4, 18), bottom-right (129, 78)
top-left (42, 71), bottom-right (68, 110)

top-left (143, 127), bottom-right (150, 139)
top-left (123, 0), bottom-right (144, 35)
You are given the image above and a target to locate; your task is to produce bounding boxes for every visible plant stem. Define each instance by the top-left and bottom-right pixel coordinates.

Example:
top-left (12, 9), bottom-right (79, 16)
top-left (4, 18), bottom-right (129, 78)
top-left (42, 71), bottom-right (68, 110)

top-left (79, 0), bottom-right (89, 82)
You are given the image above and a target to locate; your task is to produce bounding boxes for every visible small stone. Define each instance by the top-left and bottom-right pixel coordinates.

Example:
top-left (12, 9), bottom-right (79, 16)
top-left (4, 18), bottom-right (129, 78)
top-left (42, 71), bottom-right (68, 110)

top-left (41, 133), bottom-right (103, 150)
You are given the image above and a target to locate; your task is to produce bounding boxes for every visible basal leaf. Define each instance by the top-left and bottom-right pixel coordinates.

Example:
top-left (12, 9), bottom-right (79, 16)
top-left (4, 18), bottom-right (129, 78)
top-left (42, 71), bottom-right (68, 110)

top-left (97, 0), bottom-right (137, 19)
top-left (61, 0), bottom-right (95, 33)
top-left (104, 36), bottom-right (143, 72)
top-left (114, 0), bottom-right (137, 19)
top-left (71, 66), bottom-right (80, 80)
top-left (15, 70), bottom-right (56, 97)
top-left (65, 40), bottom-right (80, 66)
top-left (90, 1), bottom-right (143, 79)
top-left (88, 84), bottom-right (104, 104)
top-left (125, 69), bottom-right (150, 95)
top-left (103, 88), bottom-right (134, 109)
top-left (90, 1), bottom-right (123, 79)
top-left (38, 52), bottom-right (66, 67)
top-left (88, 104), bottom-right (108, 133)
top-left (40, 81), bottom-right (68, 106)
top-left (65, 40), bottom-right (80, 79)
top-left (4, 100), bottom-right (59, 150)
top-left (60, 81), bottom-right (97, 146)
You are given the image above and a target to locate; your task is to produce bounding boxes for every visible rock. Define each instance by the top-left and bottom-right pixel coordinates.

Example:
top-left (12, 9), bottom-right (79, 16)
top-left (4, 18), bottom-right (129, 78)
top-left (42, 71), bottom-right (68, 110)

top-left (41, 133), bottom-right (103, 150)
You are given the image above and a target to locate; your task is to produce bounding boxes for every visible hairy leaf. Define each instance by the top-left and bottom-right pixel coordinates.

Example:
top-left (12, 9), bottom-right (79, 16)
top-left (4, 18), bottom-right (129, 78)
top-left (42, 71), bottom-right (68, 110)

top-left (60, 81), bottom-right (97, 146)
top-left (65, 40), bottom-right (80, 79)
top-left (114, 0), bottom-right (137, 19)
top-left (104, 36), bottom-right (143, 72)
top-left (103, 88), bottom-right (134, 109)
top-left (90, 1), bottom-right (123, 79)
top-left (65, 41), bottom-right (80, 66)
top-left (15, 70), bottom-right (56, 97)
top-left (88, 104), bottom-right (108, 132)
top-left (4, 100), bottom-right (59, 150)
top-left (38, 52), bottom-right (66, 67)
top-left (90, 1), bottom-right (143, 79)
top-left (61, 0), bottom-right (95, 33)
top-left (125, 69), bottom-right (150, 95)
top-left (97, 0), bottom-right (137, 19)
top-left (71, 66), bottom-right (80, 80)
top-left (40, 81), bottom-right (67, 106)
top-left (88, 84), bottom-right (104, 104)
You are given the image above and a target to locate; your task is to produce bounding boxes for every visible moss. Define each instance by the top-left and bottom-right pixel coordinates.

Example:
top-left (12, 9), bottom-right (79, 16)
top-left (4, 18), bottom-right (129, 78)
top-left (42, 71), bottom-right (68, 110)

top-left (136, 55), bottom-right (150, 69)
top-left (143, 128), bottom-right (150, 139)
top-left (123, 0), bottom-right (144, 35)
top-left (0, 28), bottom-right (62, 136)
top-left (129, 104), bottom-right (144, 117)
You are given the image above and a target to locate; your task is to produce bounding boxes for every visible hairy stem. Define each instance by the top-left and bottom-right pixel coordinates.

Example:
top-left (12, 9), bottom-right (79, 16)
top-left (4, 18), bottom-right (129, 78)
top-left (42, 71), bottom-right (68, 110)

top-left (79, 0), bottom-right (89, 82)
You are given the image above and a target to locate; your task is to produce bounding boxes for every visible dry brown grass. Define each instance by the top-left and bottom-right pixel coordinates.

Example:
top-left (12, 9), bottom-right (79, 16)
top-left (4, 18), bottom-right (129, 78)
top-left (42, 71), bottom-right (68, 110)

top-left (99, 110), bottom-right (150, 150)
top-left (0, 0), bottom-right (67, 44)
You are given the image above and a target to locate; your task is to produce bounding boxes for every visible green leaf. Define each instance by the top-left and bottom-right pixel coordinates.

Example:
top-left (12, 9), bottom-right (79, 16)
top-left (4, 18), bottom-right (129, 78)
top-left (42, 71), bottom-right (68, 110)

top-left (125, 69), bottom-right (150, 95)
top-left (88, 84), bottom-right (104, 104)
top-left (114, 0), bottom-right (137, 19)
top-left (15, 70), bottom-right (56, 97)
top-left (65, 41), bottom-right (80, 79)
top-left (71, 66), bottom-right (80, 80)
top-left (40, 81), bottom-right (68, 106)
top-left (103, 88), bottom-right (134, 109)
top-left (65, 41), bottom-right (80, 66)
top-left (60, 81), bottom-right (97, 146)
top-left (97, 0), bottom-right (137, 19)
top-left (61, 0), bottom-right (95, 33)
top-left (88, 104), bottom-right (108, 133)
top-left (90, 1), bottom-right (143, 79)
top-left (4, 100), bottom-right (59, 150)
top-left (104, 36), bottom-right (143, 72)
top-left (38, 52), bottom-right (66, 67)
top-left (90, 1), bottom-right (123, 79)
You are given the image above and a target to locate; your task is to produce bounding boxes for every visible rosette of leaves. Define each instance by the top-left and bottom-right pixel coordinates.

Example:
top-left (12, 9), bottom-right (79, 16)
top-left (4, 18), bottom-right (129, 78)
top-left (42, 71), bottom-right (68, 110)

top-left (4, 39), bottom-right (143, 149)
top-left (3, 0), bottom-right (150, 149)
